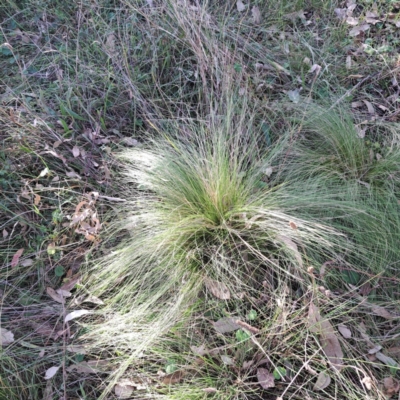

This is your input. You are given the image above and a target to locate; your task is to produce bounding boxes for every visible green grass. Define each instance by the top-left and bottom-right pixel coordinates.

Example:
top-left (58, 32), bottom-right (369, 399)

top-left (1, 0), bottom-right (400, 399)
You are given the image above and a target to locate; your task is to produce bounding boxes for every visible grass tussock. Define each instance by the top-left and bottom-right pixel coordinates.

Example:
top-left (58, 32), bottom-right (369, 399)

top-left (84, 90), bottom-right (400, 398)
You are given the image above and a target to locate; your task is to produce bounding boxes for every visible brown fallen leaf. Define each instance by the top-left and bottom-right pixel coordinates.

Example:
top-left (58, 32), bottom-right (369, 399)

top-left (65, 309), bottom-right (90, 323)
top-left (236, 0), bottom-right (246, 12)
top-left (349, 23), bottom-right (370, 37)
top-left (388, 347), bottom-right (400, 358)
top-left (313, 371), bottom-right (331, 391)
top-left (308, 302), bottom-right (344, 371)
top-left (363, 100), bottom-right (375, 115)
top-left (33, 322), bottom-right (59, 340)
top-left (162, 370), bottom-right (186, 385)
top-left (257, 368), bottom-right (275, 389)
top-left (190, 344), bottom-right (208, 356)
top-left (383, 376), bottom-right (400, 398)
top-left (202, 387), bottom-right (218, 393)
top-left (72, 146), bottom-right (80, 158)
top-left (83, 294), bottom-right (104, 305)
top-left (21, 258), bottom-right (34, 267)
top-left (0, 328), bottom-right (14, 346)
top-left (371, 305), bottom-right (393, 320)
top-left (320, 322), bottom-right (344, 371)
top-left (213, 317), bottom-right (240, 334)
top-left (338, 324), bottom-right (352, 339)
top-left (11, 248), bottom-right (24, 268)
top-left (114, 379), bottom-right (136, 398)
top-left (375, 352), bottom-right (399, 368)
top-left (66, 359), bottom-right (110, 374)
top-left (44, 366), bottom-right (60, 380)
top-left (59, 274), bottom-right (81, 292)
top-left (204, 277), bottom-right (230, 300)
top-left (46, 287), bottom-right (64, 304)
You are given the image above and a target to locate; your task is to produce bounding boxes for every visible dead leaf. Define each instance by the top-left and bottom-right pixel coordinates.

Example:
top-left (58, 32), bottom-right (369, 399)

top-left (221, 355), bottom-right (234, 365)
top-left (308, 302), bottom-right (344, 371)
top-left (349, 24), bottom-right (370, 37)
top-left (115, 380), bottom-right (136, 398)
top-left (56, 289), bottom-right (71, 298)
top-left (320, 320), bottom-right (344, 371)
top-left (309, 64), bottom-right (322, 77)
top-left (72, 146), bottom-right (80, 158)
top-left (346, 16), bottom-right (359, 25)
top-left (0, 328), bottom-right (14, 346)
top-left (368, 345), bottom-right (382, 354)
top-left (21, 258), bottom-right (34, 267)
top-left (287, 89), bottom-right (301, 104)
top-left (313, 371), bottom-right (331, 391)
top-left (105, 33), bottom-right (116, 54)
top-left (205, 277), bottom-right (230, 300)
top-left (190, 344), bottom-right (208, 356)
top-left (34, 194), bottom-right (41, 206)
top-left (65, 310), bottom-right (90, 323)
top-left (67, 359), bottom-right (110, 374)
top-left (383, 377), bottom-right (400, 397)
top-left (265, 166), bottom-right (273, 177)
top-left (2, 229), bottom-right (8, 239)
top-left (334, 8), bottom-right (347, 19)
top-left (162, 370), bottom-right (185, 385)
top-left (361, 376), bottom-right (373, 390)
top-left (236, 0), bottom-right (246, 12)
top-left (365, 11), bottom-right (379, 24)
top-left (202, 387), bottom-right (218, 393)
top-left (44, 365), bottom-right (60, 380)
top-left (375, 352), bottom-right (400, 368)
top-left (242, 360), bottom-right (254, 370)
top-left (371, 305), bottom-right (393, 320)
top-left (59, 274), bottom-right (81, 292)
top-left (363, 100), bottom-right (375, 115)
top-left (46, 287), bottom-right (64, 304)
top-left (11, 248), bottom-right (24, 268)
top-left (213, 317), bottom-right (240, 333)
top-left (252, 6), bottom-right (261, 24)
top-left (388, 347), bottom-right (400, 358)
top-left (257, 368), bottom-right (275, 389)
top-left (83, 294), bottom-right (104, 305)
top-left (338, 324), bottom-right (352, 339)
top-left (38, 167), bottom-right (50, 178)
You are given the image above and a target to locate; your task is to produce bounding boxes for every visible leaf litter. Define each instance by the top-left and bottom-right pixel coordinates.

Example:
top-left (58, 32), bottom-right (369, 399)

top-left (308, 302), bottom-right (344, 371)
